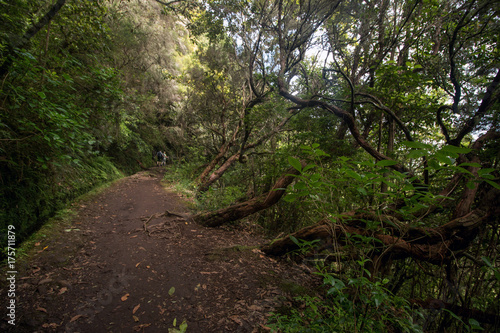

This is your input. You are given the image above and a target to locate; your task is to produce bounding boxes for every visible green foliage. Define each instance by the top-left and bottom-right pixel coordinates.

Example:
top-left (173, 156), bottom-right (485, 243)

top-left (481, 256), bottom-right (500, 282)
top-left (277, 142), bottom-right (499, 331)
top-left (0, 0), bottom-right (193, 251)
top-left (269, 260), bottom-right (424, 332)
top-left (283, 141), bottom-right (498, 226)
top-left (0, 154), bottom-right (122, 248)
top-left (197, 185), bottom-right (245, 211)
top-left (289, 236), bottom-right (320, 255)
top-left (169, 318), bottom-right (188, 333)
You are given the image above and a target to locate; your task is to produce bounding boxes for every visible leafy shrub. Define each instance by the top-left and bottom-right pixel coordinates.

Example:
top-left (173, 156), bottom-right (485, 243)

top-left (269, 260), bottom-right (425, 333)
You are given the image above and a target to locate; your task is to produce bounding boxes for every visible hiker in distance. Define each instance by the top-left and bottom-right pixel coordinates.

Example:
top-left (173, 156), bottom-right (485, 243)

top-left (156, 150), bottom-right (164, 166)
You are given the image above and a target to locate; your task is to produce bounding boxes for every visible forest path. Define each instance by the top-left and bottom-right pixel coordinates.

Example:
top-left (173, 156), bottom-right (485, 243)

top-left (2, 168), bottom-right (317, 332)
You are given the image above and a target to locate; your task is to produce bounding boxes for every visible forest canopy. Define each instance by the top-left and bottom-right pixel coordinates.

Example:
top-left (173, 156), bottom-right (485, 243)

top-left (1, 0), bottom-right (499, 331)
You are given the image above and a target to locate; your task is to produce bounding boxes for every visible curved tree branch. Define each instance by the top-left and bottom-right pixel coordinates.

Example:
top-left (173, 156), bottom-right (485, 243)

top-left (278, 86), bottom-right (409, 174)
top-left (261, 209), bottom-right (489, 265)
top-left (437, 105), bottom-right (453, 144)
top-left (357, 93), bottom-right (414, 142)
top-left (450, 68), bottom-right (500, 146)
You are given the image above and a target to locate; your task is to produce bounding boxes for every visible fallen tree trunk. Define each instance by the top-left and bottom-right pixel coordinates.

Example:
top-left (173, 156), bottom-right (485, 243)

top-left (261, 209), bottom-right (489, 264)
top-left (191, 161), bottom-right (306, 227)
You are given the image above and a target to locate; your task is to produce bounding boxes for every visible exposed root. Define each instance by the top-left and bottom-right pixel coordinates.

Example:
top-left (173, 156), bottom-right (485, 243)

top-left (142, 211), bottom-right (187, 237)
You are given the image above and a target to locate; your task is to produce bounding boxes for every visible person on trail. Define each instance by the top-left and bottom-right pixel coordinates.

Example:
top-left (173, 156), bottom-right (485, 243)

top-left (156, 151), bottom-right (164, 166)
top-left (162, 151), bottom-right (167, 166)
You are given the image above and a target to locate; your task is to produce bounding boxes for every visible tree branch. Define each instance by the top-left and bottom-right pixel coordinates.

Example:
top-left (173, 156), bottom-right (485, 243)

top-left (450, 68), bottom-right (500, 146)
top-left (357, 93), bottom-right (413, 142)
top-left (437, 105), bottom-right (452, 144)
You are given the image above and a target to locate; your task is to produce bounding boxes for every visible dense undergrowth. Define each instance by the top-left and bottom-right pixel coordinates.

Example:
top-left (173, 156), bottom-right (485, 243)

top-left (0, 0), bottom-right (190, 255)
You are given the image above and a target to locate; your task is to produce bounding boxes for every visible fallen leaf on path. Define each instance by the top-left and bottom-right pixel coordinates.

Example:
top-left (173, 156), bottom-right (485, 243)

top-left (70, 314), bottom-right (83, 323)
top-left (36, 306), bottom-right (47, 313)
top-left (37, 246), bottom-right (49, 253)
top-left (121, 293), bottom-right (130, 301)
top-left (130, 235), bottom-right (138, 238)
top-left (259, 323), bottom-right (272, 331)
top-left (133, 315), bottom-right (139, 322)
top-left (168, 286), bottom-right (175, 296)
top-left (38, 278), bottom-right (52, 285)
top-left (230, 315), bottom-right (242, 325)
top-left (135, 262), bottom-right (141, 267)
top-left (158, 305), bottom-right (166, 315)
top-left (133, 304), bottom-right (140, 314)
top-left (249, 305), bottom-right (263, 311)
top-left (133, 323), bottom-right (151, 331)
top-left (42, 323), bottom-right (59, 329)
top-left (58, 287), bottom-right (68, 295)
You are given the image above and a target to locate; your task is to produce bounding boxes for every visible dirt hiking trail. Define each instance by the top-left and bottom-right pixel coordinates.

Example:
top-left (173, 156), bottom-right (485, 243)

top-left (1, 168), bottom-right (318, 332)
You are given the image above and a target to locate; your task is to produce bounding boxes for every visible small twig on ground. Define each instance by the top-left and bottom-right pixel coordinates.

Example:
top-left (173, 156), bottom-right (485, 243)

top-left (143, 211), bottom-right (186, 236)
top-left (143, 212), bottom-right (165, 235)
top-left (164, 210), bottom-right (188, 219)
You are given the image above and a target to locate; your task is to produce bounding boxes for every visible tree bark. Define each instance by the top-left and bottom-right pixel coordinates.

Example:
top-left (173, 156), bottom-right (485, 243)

top-left (194, 143), bottom-right (231, 185)
top-left (453, 129), bottom-right (500, 218)
top-left (197, 153), bottom-right (240, 193)
top-left (192, 161), bottom-right (306, 227)
top-left (261, 210), bottom-right (489, 264)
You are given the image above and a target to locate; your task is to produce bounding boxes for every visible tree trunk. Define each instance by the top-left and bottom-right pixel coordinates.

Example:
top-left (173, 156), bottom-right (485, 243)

top-left (381, 116), bottom-right (394, 193)
top-left (197, 153), bottom-right (240, 193)
top-left (261, 210), bottom-right (489, 264)
top-left (196, 111), bottom-right (299, 193)
top-left (194, 144), bottom-right (229, 184)
top-left (192, 161), bottom-right (305, 227)
top-left (452, 155), bottom-right (481, 219)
